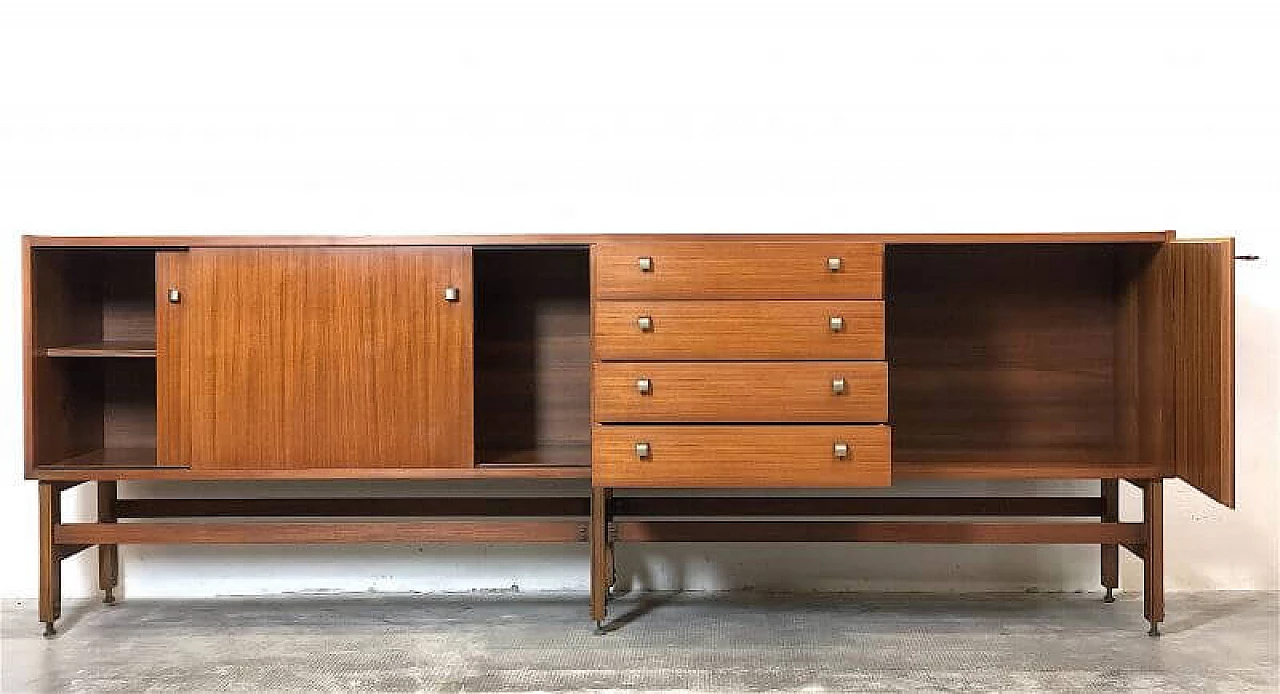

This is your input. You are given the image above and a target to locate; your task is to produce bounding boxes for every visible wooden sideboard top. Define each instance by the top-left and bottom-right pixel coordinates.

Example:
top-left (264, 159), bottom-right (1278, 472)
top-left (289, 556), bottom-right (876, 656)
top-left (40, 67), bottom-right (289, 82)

top-left (24, 231), bottom-right (1174, 247)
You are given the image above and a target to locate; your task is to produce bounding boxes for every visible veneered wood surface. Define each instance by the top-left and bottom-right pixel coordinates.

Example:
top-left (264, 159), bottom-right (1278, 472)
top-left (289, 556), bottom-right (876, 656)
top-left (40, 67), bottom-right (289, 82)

top-left (155, 251), bottom-right (187, 466)
top-left (473, 249), bottom-right (591, 465)
top-left (614, 520), bottom-right (1144, 544)
top-left (887, 245), bottom-right (1121, 463)
top-left (27, 248), bottom-right (105, 471)
top-left (1168, 240), bottom-right (1235, 507)
top-left (32, 464), bottom-right (592, 480)
top-left (115, 497), bottom-right (590, 517)
top-left (612, 496), bottom-right (1105, 517)
top-left (25, 231), bottom-right (1175, 248)
top-left (164, 247), bottom-right (474, 469)
top-left (55, 521), bottom-right (587, 544)
top-left (593, 424), bottom-right (890, 487)
top-left (595, 242), bottom-right (883, 299)
top-left (594, 361), bottom-right (887, 422)
top-left (893, 460), bottom-right (1163, 479)
top-left (595, 300), bottom-right (884, 360)
top-left (44, 341), bottom-right (156, 357)
top-left (1113, 244), bottom-right (1174, 475)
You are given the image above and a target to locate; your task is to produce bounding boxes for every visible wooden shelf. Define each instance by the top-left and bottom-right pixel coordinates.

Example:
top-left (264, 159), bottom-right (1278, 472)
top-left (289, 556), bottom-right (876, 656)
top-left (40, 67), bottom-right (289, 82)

top-left (44, 341), bottom-right (156, 358)
top-left (33, 465), bottom-right (592, 481)
top-left (893, 460), bottom-right (1164, 480)
top-left (41, 447), bottom-right (165, 469)
top-left (478, 443), bottom-right (592, 468)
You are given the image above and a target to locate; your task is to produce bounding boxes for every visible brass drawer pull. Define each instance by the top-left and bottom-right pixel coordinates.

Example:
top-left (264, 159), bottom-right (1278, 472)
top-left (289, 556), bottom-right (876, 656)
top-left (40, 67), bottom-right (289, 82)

top-left (635, 441), bottom-right (651, 458)
top-left (833, 442), bottom-right (850, 460)
top-left (443, 286), bottom-right (460, 302)
top-left (827, 257), bottom-right (842, 272)
top-left (167, 288), bottom-right (181, 304)
top-left (638, 256), bottom-right (654, 272)
top-left (829, 316), bottom-right (844, 333)
top-left (831, 377), bottom-right (846, 395)
top-left (637, 315), bottom-right (654, 332)
top-left (636, 378), bottom-right (652, 395)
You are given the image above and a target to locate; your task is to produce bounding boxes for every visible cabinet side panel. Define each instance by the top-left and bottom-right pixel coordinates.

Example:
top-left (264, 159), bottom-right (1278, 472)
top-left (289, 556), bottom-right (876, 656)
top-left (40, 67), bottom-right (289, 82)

top-left (1113, 244), bottom-right (1174, 472)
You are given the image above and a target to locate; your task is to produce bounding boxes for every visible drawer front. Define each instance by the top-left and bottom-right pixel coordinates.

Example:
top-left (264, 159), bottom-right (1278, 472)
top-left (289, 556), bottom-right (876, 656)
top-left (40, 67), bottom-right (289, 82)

top-left (593, 425), bottom-right (891, 487)
top-left (595, 362), bottom-right (887, 423)
top-left (594, 300), bottom-right (884, 360)
top-left (595, 242), bottom-right (883, 299)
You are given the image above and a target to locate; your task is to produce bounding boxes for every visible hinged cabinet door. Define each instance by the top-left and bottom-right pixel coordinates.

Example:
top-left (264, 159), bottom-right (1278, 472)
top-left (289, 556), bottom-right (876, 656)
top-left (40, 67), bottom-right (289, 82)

top-left (158, 247), bottom-right (473, 470)
top-left (1166, 239), bottom-right (1235, 507)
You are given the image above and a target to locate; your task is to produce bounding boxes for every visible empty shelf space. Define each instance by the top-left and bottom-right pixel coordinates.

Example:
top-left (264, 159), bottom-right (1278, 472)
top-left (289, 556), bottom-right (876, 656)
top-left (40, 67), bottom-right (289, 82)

top-left (44, 341), bottom-right (157, 358)
top-left (478, 443), bottom-right (592, 468)
top-left (41, 447), bottom-right (175, 469)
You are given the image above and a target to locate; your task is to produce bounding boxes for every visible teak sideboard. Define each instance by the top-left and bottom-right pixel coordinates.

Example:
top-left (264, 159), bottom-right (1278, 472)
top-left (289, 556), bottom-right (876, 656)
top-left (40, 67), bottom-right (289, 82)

top-left (22, 232), bottom-right (1237, 637)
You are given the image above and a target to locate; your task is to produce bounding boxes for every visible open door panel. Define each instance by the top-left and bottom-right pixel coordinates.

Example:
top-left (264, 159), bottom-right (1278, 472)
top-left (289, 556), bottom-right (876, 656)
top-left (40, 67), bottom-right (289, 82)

top-left (1167, 239), bottom-right (1235, 508)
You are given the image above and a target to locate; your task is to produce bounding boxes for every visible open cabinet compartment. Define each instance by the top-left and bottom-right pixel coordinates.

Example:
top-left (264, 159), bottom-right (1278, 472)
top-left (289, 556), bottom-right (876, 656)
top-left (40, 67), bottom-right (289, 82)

top-left (886, 243), bottom-right (1173, 473)
top-left (473, 246), bottom-right (592, 467)
top-left (29, 248), bottom-right (161, 469)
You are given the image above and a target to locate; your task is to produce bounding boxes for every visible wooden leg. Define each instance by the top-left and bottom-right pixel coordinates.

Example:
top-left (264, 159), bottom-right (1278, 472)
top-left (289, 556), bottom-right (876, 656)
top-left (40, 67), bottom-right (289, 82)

top-left (590, 487), bottom-right (608, 633)
top-left (605, 490), bottom-right (616, 592)
top-left (1101, 479), bottom-right (1119, 603)
top-left (1143, 479), bottom-right (1164, 636)
top-left (38, 482), bottom-right (61, 637)
top-left (98, 481), bottom-right (119, 605)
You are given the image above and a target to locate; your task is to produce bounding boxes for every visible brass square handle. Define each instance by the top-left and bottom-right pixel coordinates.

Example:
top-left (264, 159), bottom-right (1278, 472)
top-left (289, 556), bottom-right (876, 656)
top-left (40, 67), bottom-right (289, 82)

top-left (831, 377), bottom-right (846, 395)
top-left (167, 288), bottom-right (181, 304)
top-left (829, 316), bottom-right (844, 333)
top-left (638, 256), bottom-right (654, 272)
top-left (637, 315), bottom-right (654, 332)
top-left (833, 442), bottom-right (850, 460)
top-left (443, 286), bottom-right (460, 302)
top-left (827, 257), bottom-right (842, 272)
top-left (636, 378), bottom-right (652, 395)
top-left (635, 442), bottom-right (651, 458)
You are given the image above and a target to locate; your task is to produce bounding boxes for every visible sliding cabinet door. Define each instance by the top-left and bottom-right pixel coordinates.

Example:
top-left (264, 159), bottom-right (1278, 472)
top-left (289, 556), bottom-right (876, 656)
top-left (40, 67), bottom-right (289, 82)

top-left (158, 247), bottom-right (473, 470)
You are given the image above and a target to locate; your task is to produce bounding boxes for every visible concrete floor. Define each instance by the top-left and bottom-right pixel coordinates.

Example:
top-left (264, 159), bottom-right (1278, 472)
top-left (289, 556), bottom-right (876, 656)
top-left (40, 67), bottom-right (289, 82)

top-left (2, 592), bottom-right (1276, 693)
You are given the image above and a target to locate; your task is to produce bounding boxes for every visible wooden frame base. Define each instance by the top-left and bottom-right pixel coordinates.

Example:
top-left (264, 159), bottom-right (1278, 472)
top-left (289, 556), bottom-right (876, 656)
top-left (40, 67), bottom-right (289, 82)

top-left (36, 482), bottom-right (1167, 638)
top-left (35, 485), bottom-right (590, 637)
top-left (589, 482), bottom-right (1167, 636)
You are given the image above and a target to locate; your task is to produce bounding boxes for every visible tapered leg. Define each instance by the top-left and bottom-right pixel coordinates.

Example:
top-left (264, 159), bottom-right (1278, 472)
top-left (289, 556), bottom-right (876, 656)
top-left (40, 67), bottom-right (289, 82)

top-left (1143, 479), bottom-right (1164, 636)
top-left (98, 481), bottom-right (119, 605)
top-left (590, 487), bottom-right (608, 633)
top-left (38, 482), bottom-right (61, 637)
top-left (1101, 479), bottom-right (1119, 603)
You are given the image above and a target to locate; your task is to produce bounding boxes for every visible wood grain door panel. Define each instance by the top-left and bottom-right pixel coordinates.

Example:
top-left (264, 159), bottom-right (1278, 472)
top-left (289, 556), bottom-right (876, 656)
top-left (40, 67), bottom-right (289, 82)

top-left (160, 247), bottom-right (473, 469)
top-left (1166, 239), bottom-right (1235, 507)
top-left (594, 300), bottom-right (884, 360)
top-left (595, 361), bottom-right (888, 422)
top-left (595, 242), bottom-right (883, 299)
top-left (593, 424), bottom-right (891, 487)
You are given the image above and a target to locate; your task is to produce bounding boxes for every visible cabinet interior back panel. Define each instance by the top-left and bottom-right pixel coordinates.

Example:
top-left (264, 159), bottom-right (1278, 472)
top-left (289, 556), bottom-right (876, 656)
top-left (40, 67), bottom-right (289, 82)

top-left (887, 244), bottom-right (1122, 463)
top-left (474, 248), bottom-right (591, 466)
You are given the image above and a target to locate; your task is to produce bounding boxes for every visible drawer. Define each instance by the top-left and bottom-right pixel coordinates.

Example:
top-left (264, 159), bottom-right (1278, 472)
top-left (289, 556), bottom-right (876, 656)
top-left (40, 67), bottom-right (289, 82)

top-left (595, 362), bottom-right (887, 423)
top-left (594, 300), bottom-right (884, 360)
top-left (593, 425), bottom-right (891, 487)
top-left (595, 242), bottom-right (883, 299)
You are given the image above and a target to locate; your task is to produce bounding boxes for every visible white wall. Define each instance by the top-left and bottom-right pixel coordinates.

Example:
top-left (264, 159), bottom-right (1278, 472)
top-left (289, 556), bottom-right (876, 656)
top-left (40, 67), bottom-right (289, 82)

top-left (0, 0), bottom-right (1276, 599)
